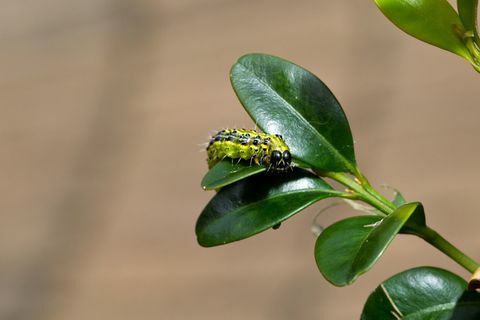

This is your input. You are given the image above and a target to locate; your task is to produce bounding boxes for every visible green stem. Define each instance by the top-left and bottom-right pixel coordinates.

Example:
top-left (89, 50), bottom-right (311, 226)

top-left (464, 38), bottom-right (480, 72)
top-left (321, 171), bottom-right (394, 215)
top-left (319, 169), bottom-right (480, 273)
top-left (353, 168), bottom-right (396, 211)
top-left (407, 225), bottom-right (480, 273)
top-left (466, 37), bottom-right (480, 61)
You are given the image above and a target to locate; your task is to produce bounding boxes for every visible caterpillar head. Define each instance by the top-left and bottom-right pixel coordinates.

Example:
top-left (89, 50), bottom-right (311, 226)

top-left (270, 150), bottom-right (292, 171)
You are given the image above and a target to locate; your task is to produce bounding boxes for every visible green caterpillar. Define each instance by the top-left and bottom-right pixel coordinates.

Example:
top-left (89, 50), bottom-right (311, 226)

top-left (207, 129), bottom-right (292, 172)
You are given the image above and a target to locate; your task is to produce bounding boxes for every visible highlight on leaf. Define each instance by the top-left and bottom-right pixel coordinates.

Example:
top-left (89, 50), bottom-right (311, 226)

top-left (230, 53), bottom-right (358, 173)
top-left (374, 0), bottom-right (480, 71)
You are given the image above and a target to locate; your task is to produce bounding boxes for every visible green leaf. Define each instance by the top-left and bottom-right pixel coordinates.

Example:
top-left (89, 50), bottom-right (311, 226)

top-left (458, 0), bottom-right (479, 44)
top-left (196, 169), bottom-right (338, 247)
top-left (374, 0), bottom-right (472, 60)
top-left (392, 190), bottom-right (406, 207)
top-left (201, 160), bottom-right (266, 190)
top-left (401, 202), bottom-right (427, 234)
top-left (315, 202), bottom-right (422, 286)
top-left (361, 267), bottom-right (480, 319)
top-left (230, 53), bottom-right (356, 173)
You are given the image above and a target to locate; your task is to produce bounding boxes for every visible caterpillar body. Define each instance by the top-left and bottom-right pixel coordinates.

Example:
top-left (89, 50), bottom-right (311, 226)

top-left (207, 128), bottom-right (292, 172)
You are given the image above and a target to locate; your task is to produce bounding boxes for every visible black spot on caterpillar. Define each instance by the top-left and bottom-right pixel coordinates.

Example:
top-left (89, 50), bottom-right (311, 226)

top-left (207, 129), bottom-right (292, 172)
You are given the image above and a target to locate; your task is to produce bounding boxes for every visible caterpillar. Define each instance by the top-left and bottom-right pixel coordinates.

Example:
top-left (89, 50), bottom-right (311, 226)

top-left (207, 128), bottom-right (292, 172)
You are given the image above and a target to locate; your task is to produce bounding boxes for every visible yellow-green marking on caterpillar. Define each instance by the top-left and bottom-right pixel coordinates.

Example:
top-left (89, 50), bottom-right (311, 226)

top-left (207, 129), bottom-right (292, 172)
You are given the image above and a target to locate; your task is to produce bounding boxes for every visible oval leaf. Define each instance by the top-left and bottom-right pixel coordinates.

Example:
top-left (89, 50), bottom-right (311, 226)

top-left (375, 0), bottom-right (472, 59)
top-left (362, 267), bottom-right (480, 319)
top-left (315, 202), bottom-right (422, 286)
top-left (201, 160), bottom-right (266, 190)
top-left (196, 169), bottom-right (339, 247)
top-left (230, 53), bottom-right (356, 173)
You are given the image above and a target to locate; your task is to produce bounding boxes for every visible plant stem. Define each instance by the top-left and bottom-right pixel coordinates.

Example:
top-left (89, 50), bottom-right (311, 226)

top-left (321, 171), bottom-right (394, 215)
top-left (319, 169), bottom-right (480, 274)
top-left (466, 37), bottom-right (480, 61)
top-left (465, 38), bottom-right (480, 72)
top-left (407, 225), bottom-right (480, 273)
top-left (353, 168), bottom-right (397, 211)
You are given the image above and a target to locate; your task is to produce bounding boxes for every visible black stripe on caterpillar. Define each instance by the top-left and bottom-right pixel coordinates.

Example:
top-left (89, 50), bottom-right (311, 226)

top-left (207, 128), bottom-right (292, 172)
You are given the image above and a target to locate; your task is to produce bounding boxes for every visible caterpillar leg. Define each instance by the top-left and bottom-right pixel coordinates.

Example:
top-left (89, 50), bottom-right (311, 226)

top-left (266, 163), bottom-right (273, 173)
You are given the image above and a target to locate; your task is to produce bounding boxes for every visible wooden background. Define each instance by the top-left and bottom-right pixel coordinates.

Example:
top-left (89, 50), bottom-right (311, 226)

top-left (1, 0), bottom-right (479, 319)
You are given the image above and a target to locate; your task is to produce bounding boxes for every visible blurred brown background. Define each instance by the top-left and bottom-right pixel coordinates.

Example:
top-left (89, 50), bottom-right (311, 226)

top-left (1, 0), bottom-right (479, 319)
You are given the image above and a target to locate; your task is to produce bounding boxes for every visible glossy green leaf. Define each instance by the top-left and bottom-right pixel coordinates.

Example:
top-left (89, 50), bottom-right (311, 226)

top-left (196, 169), bottom-right (339, 247)
top-left (374, 0), bottom-right (472, 59)
top-left (362, 267), bottom-right (480, 319)
top-left (315, 202), bottom-right (422, 286)
top-left (230, 53), bottom-right (356, 173)
top-left (201, 160), bottom-right (266, 190)
top-left (400, 201), bottom-right (426, 234)
top-left (458, 0), bottom-right (479, 43)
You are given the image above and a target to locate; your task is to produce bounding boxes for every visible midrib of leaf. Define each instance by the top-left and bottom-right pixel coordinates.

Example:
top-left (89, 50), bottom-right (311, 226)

top-left (346, 213), bottom-right (409, 283)
top-left (346, 219), bottom-right (384, 281)
top-left (235, 63), bottom-right (355, 173)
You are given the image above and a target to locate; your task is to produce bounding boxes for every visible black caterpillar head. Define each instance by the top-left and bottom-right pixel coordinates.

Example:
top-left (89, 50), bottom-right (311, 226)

top-left (270, 150), bottom-right (292, 171)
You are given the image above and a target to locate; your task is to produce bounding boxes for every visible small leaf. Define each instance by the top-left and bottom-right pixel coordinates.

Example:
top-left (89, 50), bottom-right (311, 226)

top-left (392, 190), bottom-right (406, 207)
top-left (374, 0), bottom-right (472, 60)
top-left (230, 53), bottom-right (356, 173)
top-left (201, 160), bottom-right (266, 190)
top-left (361, 267), bottom-right (480, 319)
top-left (401, 202), bottom-right (427, 234)
top-left (315, 202), bottom-right (422, 286)
top-left (458, 0), bottom-right (479, 44)
top-left (196, 169), bottom-right (339, 247)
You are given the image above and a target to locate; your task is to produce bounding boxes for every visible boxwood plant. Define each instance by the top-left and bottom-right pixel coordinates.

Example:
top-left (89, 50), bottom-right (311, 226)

top-left (374, 0), bottom-right (480, 72)
top-left (197, 1), bottom-right (480, 318)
